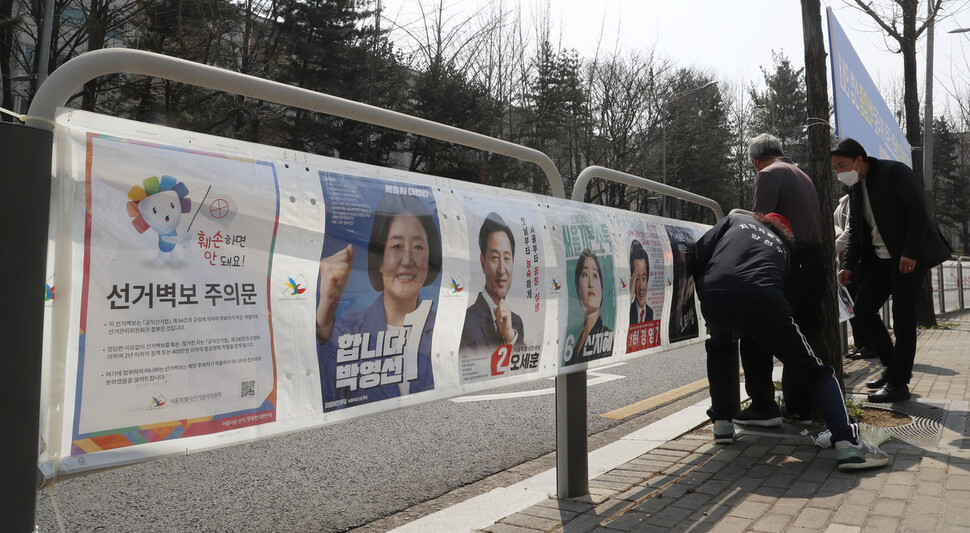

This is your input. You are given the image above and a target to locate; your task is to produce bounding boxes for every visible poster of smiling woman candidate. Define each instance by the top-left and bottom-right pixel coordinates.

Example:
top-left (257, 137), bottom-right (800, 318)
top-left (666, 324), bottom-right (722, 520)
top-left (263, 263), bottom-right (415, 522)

top-left (316, 173), bottom-right (442, 411)
top-left (560, 209), bottom-right (616, 366)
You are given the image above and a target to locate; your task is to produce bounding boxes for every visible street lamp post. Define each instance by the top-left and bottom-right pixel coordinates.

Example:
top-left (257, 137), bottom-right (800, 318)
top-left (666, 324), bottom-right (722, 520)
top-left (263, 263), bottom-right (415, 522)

top-left (660, 80), bottom-right (717, 217)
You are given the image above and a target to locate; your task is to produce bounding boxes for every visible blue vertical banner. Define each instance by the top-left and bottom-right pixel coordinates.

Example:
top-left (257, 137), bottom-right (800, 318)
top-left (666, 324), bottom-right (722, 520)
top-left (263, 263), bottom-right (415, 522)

top-left (827, 7), bottom-right (912, 167)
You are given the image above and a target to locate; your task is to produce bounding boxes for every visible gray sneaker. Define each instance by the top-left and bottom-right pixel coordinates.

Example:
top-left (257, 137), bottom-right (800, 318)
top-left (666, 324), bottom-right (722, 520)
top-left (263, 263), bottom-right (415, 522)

top-left (835, 433), bottom-right (889, 471)
top-left (713, 420), bottom-right (735, 444)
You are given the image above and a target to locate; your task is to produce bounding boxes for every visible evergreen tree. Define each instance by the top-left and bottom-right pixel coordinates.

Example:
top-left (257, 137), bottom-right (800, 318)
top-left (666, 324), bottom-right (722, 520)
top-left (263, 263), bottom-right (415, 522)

top-left (525, 41), bottom-right (589, 194)
top-left (405, 55), bottom-right (497, 182)
top-left (933, 116), bottom-right (969, 254)
top-left (662, 69), bottom-right (733, 223)
top-left (276, 0), bottom-right (407, 164)
top-left (748, 51), bottom-right (809, 167)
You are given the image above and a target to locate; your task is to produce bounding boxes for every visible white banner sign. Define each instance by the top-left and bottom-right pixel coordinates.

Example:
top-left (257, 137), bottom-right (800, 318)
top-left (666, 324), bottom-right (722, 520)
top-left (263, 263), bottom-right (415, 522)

top-left (40, 109), bottom-right (710, 475)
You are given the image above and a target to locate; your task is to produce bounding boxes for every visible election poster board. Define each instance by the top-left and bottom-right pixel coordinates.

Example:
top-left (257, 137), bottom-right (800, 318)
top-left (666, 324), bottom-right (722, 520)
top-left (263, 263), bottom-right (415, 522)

top-left (39, 108), bottom-right (712, 476)
top-left (827, 7), bottom-right (912, 166)
top-left (72, 132), bottom-right (279, 456)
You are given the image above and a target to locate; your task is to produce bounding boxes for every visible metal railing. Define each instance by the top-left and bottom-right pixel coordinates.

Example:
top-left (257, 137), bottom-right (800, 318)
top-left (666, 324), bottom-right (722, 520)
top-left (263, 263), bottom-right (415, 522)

top-left (27, 49), bottom-right (565, 199)
top-left (933, 257), bottom-right (970, 314)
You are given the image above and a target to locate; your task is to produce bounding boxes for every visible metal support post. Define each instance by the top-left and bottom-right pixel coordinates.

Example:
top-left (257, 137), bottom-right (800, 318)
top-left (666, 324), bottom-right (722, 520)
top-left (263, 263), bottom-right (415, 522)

top-left (840, 321), bottom-right (849, 355)
top-left (958, 259), bottom-right (965, 310)
top-left (556, 372), bottom-right (588, 498)
top-left (936, 265), bottom-right (946, 313)
top-left (1, 122), bottom-right (53, 533)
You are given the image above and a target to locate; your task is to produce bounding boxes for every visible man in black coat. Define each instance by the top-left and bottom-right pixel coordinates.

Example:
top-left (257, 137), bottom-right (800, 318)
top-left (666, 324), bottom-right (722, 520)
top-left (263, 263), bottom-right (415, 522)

top-left (460, 213), bottom-right (525, 357)
top-left (831, 138), bottom-right (952, 403)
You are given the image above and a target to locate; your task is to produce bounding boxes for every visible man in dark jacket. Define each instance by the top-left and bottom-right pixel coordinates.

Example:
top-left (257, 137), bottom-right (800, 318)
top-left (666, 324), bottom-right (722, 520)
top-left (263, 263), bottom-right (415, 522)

top-left (691, 211), bottom-right (886, 471)
top-left (831, 138), bottom-right (951, 403)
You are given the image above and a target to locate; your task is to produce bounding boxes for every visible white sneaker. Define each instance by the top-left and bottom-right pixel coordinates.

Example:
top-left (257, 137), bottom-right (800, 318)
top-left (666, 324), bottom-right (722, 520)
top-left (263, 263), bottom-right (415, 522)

top-left (835, 433), bottom-right (889, 471)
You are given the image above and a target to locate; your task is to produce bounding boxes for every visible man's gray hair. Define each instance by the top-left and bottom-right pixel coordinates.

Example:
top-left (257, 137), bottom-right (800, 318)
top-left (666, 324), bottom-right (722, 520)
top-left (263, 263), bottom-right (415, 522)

top-left (747, 133), bottom-right (785, 160)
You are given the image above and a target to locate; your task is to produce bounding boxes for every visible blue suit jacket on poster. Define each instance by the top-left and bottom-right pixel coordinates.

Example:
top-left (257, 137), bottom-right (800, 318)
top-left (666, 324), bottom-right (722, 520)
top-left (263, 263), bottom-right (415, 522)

top-left (319, 294), bottom-right (435, 411)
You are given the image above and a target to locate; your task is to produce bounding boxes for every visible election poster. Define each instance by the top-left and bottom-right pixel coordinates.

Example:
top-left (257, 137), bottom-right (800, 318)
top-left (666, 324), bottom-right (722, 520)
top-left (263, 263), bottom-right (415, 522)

top-left (665, 225), bottom-right (701, 343)
top-left (456, 198), bottom-right (546, 384)
top-left (620, 220), bottom-right (665, 353)
top-left (75, 133), bottom-right (279, 452)
top-left (560, 209), bottom-right (616, 366)
top-left (316, 172), bottom-right (441, 411)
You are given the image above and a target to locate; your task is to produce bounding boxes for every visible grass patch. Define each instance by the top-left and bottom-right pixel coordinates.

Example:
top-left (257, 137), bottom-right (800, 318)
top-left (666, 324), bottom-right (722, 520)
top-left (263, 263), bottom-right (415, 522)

top-left (920, 321), bottom-right (958, 330)
top-left (844, 395), bottom-right (864, 419)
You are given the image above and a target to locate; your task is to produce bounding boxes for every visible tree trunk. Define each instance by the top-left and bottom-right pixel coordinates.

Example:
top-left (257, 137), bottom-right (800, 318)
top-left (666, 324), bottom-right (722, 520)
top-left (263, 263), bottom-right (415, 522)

top-left (0, 0), bottom-right (13, 119)
top-left (81, 0), bottom-right (107, 111)
top-left (898, 0), bottom-right (938, 327)
top-left (801, 0), bottom-right (842, 384)
top-left (960, 221), bottom-right (970, 255)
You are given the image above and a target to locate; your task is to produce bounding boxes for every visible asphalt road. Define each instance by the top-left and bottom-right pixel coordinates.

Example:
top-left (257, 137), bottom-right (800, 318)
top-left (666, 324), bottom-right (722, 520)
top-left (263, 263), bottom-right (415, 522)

top-left (33, 343), bottom-right (707, 533)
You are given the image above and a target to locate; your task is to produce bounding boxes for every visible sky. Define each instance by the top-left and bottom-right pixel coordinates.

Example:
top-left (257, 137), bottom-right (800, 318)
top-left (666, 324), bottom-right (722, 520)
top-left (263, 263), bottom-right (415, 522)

top-left (379, 0), bottom-right (970, 119)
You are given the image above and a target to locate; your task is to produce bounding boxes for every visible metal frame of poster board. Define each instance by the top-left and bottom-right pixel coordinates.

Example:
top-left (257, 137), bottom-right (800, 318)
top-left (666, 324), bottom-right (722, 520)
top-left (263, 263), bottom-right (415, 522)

top-left (10, 48), bottom-right (724, 529)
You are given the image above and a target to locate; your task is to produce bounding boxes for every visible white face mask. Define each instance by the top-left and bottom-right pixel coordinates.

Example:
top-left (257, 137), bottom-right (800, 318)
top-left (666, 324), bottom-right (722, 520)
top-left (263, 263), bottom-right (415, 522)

top-left (837, 159), bottom-right (860, 186)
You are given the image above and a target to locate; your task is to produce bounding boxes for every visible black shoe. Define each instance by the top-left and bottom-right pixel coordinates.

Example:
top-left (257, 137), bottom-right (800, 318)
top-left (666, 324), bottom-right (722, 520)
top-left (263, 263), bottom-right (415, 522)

top-left (732, 406), bottom-right (783, 427)
top-left (844, 347), bottom-right (862, 359)
top-left (868, 383), bottom-right (910, 403)
top-left (866, 373), bottom-right (887, 389)
top-left (851, 347), bottom-right (879, 360)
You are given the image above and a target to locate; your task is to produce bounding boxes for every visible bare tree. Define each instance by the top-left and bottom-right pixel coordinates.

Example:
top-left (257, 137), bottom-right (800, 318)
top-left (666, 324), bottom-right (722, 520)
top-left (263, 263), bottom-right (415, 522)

top-left (847, 0), bottom-right (943, 166)
top-left (0, 0), bottom-right (19, 119)
top-left (725, 80), bottom-right (754, 210)
top-left (77, 0), bottom-right (143, 110)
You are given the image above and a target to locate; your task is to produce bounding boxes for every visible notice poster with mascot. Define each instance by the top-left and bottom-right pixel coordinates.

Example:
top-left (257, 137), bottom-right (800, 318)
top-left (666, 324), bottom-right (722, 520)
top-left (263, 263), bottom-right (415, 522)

top-left (74, 133), bottom-right (279, 454)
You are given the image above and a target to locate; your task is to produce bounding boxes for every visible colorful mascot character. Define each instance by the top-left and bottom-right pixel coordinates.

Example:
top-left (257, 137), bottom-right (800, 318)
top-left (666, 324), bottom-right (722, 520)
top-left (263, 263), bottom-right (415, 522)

top-left (127, 175), bottom-right (192, 253)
